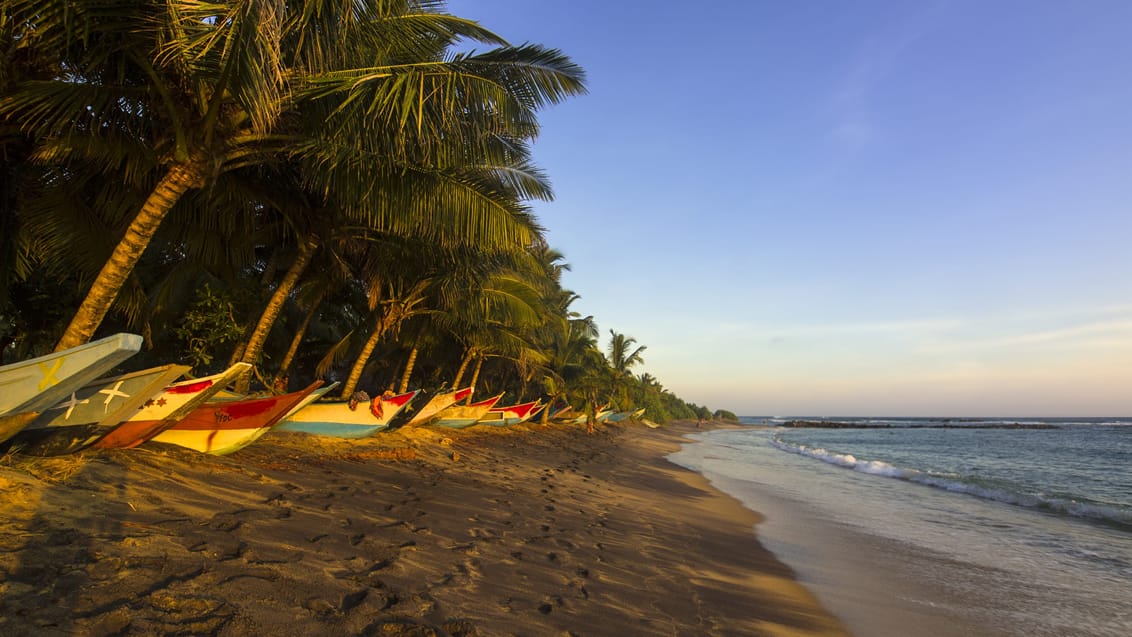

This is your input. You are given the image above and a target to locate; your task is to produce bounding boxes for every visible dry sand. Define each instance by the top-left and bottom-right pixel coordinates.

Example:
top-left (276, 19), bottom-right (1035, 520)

top-left (0, 420), bottom-right (850, 636)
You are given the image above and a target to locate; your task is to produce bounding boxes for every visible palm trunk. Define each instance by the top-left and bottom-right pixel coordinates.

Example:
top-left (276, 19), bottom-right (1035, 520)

top-left (55, 158), bottom-right (207, 351)
top-left (452, 348), bottom-right (474, 388)
top-left (277, 291), bottom-right (324, 378)
top-left (466, 355), bottom-right (484, 404)
top-left (541, 393), bottom-right (559, 425)
top-left (227, 248), bottom-right (285, 365)
top-left (341, 312), bottom-right (389, 399)
top-left (398, 337), bottom-right (420, 393)
top-left (236, 239), bottom-right (317, 392)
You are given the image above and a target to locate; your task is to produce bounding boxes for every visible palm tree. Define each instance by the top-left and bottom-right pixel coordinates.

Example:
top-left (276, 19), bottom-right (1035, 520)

top-left (3, 0), bottom-right (585, 351)
top-left (607, 330), bottom-right (647, 375)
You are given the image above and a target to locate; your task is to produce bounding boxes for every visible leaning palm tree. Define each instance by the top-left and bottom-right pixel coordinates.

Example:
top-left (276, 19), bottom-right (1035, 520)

top-left (3, 0), bottom-right (585, 351)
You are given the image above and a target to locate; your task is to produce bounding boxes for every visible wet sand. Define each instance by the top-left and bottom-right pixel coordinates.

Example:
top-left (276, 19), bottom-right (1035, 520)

top-left (0, 420), bottom-right (849, 636)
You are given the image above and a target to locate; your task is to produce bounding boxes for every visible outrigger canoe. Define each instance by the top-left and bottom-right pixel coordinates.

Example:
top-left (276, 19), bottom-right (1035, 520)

top-left (604, 409), bottom-right (643, 423)
top-left (94, 363), bottom-right (252, 449)
top-left (476, 400), bottom-right (543, 427)
top-left (275, 388), bottom-right (417, 438)
top-left (149, 381), bottom-right (322, 455)
top-left (431, 394), bottom-right (504, 429)
top-left (4, 364), bottom-right (190, 456)
top-left (402, 387), bottom-right (472, 427)
top-left (0, 333), bottom-right (143, 443)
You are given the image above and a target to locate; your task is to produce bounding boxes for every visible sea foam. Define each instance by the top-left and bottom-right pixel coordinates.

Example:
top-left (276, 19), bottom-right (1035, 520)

top-left (770, 436), bottom-right (1132, 528)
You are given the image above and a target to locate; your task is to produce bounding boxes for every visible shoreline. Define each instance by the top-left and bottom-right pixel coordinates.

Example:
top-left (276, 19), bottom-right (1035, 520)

top-left (0, 419), bottom-right (849, 636)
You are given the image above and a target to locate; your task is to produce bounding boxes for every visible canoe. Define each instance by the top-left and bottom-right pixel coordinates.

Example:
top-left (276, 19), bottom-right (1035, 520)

top-left (476, 400), bottom-right (543, 427)
top-left (402, 387), bottom-right (472, 427)
top-left (546, 402), bottom-right (573, 421)
top-left (275, 388), bottom-right (417, 438)
top-left (605, 409), bottom-right (640, 423)
top-left (4, 364), bottom-right (190, 456)
top-left (94, 363), bottom-right (253, 449)
top-left (550, 407), bottom-right (584, 424)
top-left (595, 408), bottom-right (615, 423)
top-left (0, 333), bottom-right (143, 442)
top-left (280, 382), bottom-right (340, 420)
top-left (431, 394), bottom-right (504, 429)
top-left (149, 381), bottom-right (322, 455)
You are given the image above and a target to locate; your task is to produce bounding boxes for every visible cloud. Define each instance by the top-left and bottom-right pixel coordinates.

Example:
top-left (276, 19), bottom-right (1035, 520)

top-left (828, 5), bottom-right (945, 150)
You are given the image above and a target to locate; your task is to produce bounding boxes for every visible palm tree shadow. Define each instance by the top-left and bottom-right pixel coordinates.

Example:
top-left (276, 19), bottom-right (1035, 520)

top-left (0, 451), bottom-right (132, 635)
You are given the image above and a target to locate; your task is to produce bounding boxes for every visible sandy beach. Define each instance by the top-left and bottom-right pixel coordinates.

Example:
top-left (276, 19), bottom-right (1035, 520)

top-left (0, 420), bottom-right (849, 636)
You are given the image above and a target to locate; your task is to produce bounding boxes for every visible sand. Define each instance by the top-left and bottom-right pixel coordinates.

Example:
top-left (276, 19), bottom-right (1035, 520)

top-left (0, 420), bottom-right (850, 636)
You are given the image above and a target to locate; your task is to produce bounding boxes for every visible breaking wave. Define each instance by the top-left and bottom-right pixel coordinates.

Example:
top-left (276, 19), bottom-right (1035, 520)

top-left (770, 436), bottom-right (1132, 529)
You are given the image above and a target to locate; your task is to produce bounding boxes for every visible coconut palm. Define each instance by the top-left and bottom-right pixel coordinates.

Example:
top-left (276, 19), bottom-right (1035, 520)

top-left (2, 0), bottom-right (585, 352)
top-left (607, 330), bottom-right (647, 375)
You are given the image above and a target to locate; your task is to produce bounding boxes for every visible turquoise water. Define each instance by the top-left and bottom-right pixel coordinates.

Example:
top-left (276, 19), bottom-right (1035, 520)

top-left (669, 419), bottom-right (1132, 637)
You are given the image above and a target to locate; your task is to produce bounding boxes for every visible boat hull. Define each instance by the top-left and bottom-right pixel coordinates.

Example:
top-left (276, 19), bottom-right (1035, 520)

top-left (150, 382), bottom-right (321, 455)
top-left (5, 364), bottom-right (190, 456)
top-left (431, 394), bottom-right (504, 429)
top-left (0, 333), bottom-right (143, 442)
top-left (276, 389), bottom-right (416, 438)
top-left (403, 387), bottom-right (472, 428)
top-left (94, 364), bottom-right (253, 449)
top-left (476, 401), bottom-right (542, 427)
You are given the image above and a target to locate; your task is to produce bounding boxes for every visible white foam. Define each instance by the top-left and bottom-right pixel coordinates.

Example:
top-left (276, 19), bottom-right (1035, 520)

top-left (770, 437), bottom-right (1132, 528)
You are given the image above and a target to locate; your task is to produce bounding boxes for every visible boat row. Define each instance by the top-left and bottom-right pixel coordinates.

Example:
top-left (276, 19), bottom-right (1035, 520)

top-left (0, 333), bottom-right (640, 457)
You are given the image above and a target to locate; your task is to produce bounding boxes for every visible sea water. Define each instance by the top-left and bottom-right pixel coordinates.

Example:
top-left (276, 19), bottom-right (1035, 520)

top-left (668, 418), bottom-right (1132, 637)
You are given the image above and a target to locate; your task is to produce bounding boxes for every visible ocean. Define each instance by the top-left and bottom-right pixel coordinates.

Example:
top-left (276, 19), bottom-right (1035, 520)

top-left (668, 418), bottom-right (1132, 637)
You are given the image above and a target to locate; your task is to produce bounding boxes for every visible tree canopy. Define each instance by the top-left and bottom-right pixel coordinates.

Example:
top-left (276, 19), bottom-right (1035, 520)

top-left (0, 0), bottom-right (709, 422)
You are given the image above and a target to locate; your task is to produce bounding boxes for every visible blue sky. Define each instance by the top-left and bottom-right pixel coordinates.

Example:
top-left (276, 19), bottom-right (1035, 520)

top-left (451, 1), bottom-right (1132, 417)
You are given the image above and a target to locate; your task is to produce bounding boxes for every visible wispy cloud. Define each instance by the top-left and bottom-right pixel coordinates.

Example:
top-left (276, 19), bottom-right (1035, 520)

top-left (829, 5), bottom-right (946, 150)
top-left (716, 318), bottom-right (963, 341)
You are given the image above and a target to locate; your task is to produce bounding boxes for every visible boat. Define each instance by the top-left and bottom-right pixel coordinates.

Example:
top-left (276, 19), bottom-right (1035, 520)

top-left (550, 407), bottom-right (585, 425)
top-left (94, 363), bottom-right (253, 449)
top-left (280, 382), bottom-right (339, 420)
top-left (604, 409), bottom-right (641, 423)
top-left (4, 364), bottom-right (190, 456)
top-left (275, 388), bottom-right (417, 438)
top-left (402, 387), bottom-right (472, 427)
top-left (595, 407), bottom-right (615, 423)
top-left (546, 402), bottom-right (573, 421)
top-left (430, 394), bottom-right (504, 429)
top-left (476, 400), bottom-right (543, 427)
top-left (0, 333), bottom-right (143, 442)
top-left (148, 381), bottom-right (322, 455)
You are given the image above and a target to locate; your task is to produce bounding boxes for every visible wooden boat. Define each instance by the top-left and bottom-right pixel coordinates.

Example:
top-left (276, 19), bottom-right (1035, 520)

top-left (604, 409), bottom-right (641, 423)
top-left (275, 388), bottom-right (417, 438)
top-left (94, 363), bottom-right (253, 449)
top-left (149, 381), bottom-right (322, 455)
top-left (5, 364), bottom-right (190, 456)
top-left (546, 402), bottom-right (573, 421)
top-left (280, 382), bottom-right (339, 420)
top-left (431, 394), bottom-right (504, 429)
top-left (476, 400), bottom-right (543, 427)
top-left (595, 407), bottom-right (615, 423)
top-left (402, 387), bottom-right (472, 427)
top-left (550, 406), bottom-right (585, 425)
top-left (0, 333), bottom-right (143, 442)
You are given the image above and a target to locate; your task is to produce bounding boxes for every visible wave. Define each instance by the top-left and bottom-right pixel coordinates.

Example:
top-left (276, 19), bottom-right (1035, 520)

top-left (770, 437), bottom-right (1132, 529)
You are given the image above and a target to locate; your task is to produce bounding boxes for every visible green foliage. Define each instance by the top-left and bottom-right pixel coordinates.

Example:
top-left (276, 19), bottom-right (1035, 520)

top-left (173, 285), bottom-right (244, 372)
top-left (0, 0), bottom-right (715, 421)
top-left (714, 409), bottom-right (738, 421)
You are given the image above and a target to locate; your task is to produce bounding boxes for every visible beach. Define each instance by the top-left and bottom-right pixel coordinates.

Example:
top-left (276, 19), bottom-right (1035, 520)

top-left (0, 420), bottom-right (848, 636)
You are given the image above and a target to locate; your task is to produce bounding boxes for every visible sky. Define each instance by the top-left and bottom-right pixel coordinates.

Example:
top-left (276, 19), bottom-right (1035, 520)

top-left (450, 0), bottom-right (1132, 417)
